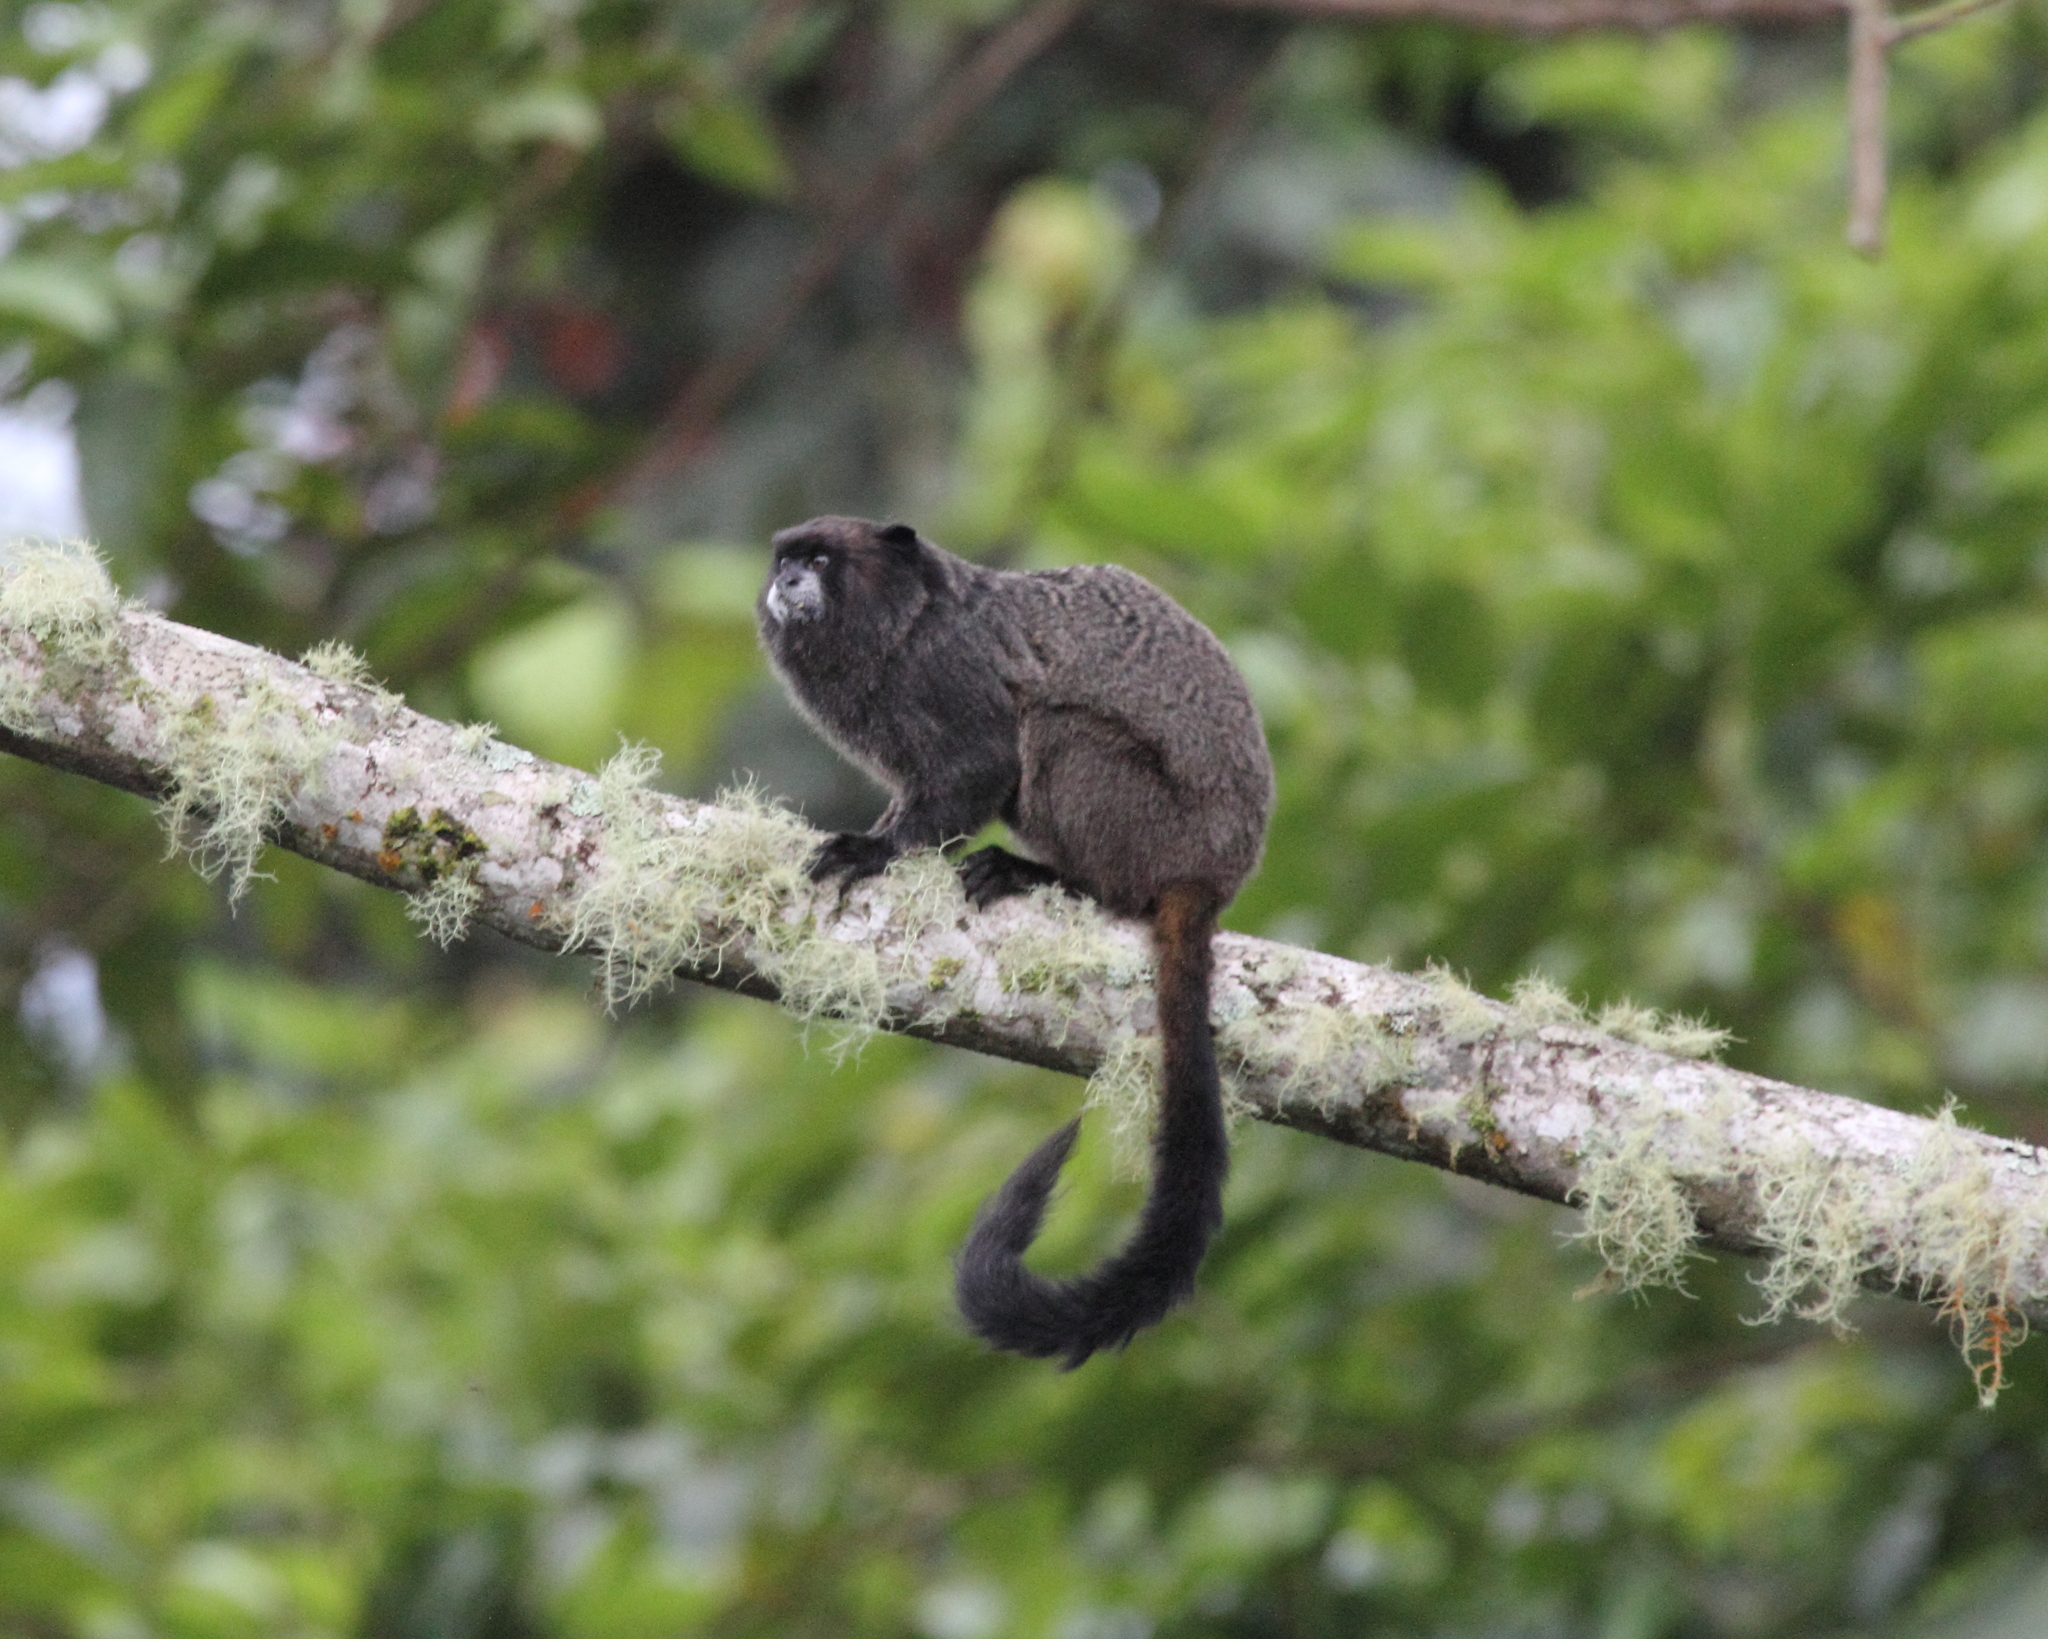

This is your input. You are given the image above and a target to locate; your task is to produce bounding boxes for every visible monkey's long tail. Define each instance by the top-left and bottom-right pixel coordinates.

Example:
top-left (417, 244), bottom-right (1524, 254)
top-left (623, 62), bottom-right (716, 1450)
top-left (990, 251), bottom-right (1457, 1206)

top-left (953, 882), bottom-right (1228, 1369)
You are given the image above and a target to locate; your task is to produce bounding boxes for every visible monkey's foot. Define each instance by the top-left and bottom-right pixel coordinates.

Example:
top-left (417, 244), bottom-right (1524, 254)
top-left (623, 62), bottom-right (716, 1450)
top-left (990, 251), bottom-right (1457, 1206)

top-left (957, 846), bottom-right (1069, 909)
top-left (808, 831), bottom-right (897, 890)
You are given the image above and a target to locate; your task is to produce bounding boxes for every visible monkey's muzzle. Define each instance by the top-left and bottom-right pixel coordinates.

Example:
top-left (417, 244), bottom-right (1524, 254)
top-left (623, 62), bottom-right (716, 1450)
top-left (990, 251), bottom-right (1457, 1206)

top-left (763, 560), bottom-right (826, 625)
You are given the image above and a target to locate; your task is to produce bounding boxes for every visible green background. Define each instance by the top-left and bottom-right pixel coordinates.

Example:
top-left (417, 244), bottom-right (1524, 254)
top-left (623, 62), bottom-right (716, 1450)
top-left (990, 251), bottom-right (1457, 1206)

top-left (5, 1), bottom-right (2048, 1633)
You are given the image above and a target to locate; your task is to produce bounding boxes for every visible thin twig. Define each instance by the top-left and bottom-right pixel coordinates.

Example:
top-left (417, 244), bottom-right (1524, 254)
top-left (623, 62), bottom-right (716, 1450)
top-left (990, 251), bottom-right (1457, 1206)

top-left (1885, 0), bottom-right (2010, 45)
top-left (614, 0), bottom-right (1094, 499)
top-left (728, 0), bottom-right (814, 79)
top-left (1202, 0), bottom-right (1847, 31)
top-left (1846, 0), bottom-right (1890, 255)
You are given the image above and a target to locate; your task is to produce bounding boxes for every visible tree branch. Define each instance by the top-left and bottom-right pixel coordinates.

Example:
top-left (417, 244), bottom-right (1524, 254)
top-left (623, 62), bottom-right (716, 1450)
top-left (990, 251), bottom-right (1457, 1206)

top-left (1886, 0), bottom-right (2011, 42)
top-left (1846, 0), bottom-right (1890, 254)
top-left (1201, 0), bottom-right (1848, 31)
top-left (5, 551), bottom-right (2047, 1394)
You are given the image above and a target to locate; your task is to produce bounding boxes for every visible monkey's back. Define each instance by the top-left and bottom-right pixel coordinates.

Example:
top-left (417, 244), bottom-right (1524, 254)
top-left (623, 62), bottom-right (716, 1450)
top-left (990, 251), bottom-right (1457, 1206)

top-left (978, 563), bottom-right (1273, 915)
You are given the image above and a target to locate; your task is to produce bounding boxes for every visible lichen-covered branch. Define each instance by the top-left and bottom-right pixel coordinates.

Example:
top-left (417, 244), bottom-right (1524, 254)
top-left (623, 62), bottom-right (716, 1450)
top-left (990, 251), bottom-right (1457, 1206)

top-left (5, 541), bottom-right (2048, 1398)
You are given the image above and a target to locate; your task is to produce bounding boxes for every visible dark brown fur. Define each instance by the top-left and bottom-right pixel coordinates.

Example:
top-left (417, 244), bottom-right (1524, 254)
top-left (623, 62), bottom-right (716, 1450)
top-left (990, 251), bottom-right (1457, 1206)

top-left (758, 516), bottom-right (1272, 1365)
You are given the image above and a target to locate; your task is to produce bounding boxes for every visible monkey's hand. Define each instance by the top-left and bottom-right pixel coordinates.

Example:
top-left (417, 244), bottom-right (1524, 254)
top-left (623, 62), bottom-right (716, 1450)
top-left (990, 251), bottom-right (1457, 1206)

top-left (957, 845), bottom-right (1070, 910)
top-left (807, 831), bottom-right (899, 890)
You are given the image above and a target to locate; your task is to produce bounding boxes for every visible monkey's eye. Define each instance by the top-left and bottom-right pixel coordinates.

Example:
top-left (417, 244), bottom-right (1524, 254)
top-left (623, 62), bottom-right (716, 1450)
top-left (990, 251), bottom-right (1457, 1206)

top-left (811, 554), bottom-right (829, 570)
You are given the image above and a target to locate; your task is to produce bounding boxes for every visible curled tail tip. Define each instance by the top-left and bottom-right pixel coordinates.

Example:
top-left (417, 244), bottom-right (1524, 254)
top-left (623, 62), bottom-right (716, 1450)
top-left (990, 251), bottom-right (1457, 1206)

top-left (1036, 1115), bottom-right (1085, 1169)
top-left (969, 1117), bottom-right (1080, 1244)
top-left (952, 1109), bottom-right (1220, 1368)
top-left (953, 1117), bottom-right (1085, 1340)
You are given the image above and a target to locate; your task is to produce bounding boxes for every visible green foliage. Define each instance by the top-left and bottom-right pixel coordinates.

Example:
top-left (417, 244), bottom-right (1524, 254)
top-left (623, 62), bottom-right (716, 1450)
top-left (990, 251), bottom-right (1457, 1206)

top-left (0, 978), bottom-right (1981, 1638)
top-left (11, 3), bottom-right (2048, 1635)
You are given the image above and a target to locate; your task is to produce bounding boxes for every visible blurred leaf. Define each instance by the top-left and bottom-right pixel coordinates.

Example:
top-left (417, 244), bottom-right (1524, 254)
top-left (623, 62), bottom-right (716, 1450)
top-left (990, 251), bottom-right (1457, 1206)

top-left (469, 595), bottom-right (636, 767)
top-left (663, 91), bottom-right (789, 199)
top-left (474, 83), bottom-right (604, 152)
top-left (0, 257), bottom-right (118, 340)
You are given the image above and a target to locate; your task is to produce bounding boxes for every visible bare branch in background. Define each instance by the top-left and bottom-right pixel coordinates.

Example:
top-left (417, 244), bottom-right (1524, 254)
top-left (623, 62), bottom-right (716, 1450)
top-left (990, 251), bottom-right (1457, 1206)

top-left (1887, 0), bottom-right (2013, 42)
top-left (727, 0), bottom-right (815, 78)
top-left (1202, 0), bottom-right (1846, 30)
top-left (1845, 0), bottom-right (2013, 251)
top-left (1846, 0), bottom-right (1891, 254)
top-left (615, 0), bottom-right (1093, 499)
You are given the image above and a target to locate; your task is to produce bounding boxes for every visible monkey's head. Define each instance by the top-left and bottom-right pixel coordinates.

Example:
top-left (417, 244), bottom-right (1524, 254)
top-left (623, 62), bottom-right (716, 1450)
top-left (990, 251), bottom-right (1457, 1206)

top-left (759, 516), bottom-right (933, 655)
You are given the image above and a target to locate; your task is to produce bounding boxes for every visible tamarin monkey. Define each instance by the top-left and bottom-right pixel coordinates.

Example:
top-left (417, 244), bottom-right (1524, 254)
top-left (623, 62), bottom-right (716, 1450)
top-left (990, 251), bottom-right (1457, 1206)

top-left (757, 516), bottom-right (1273, 1366)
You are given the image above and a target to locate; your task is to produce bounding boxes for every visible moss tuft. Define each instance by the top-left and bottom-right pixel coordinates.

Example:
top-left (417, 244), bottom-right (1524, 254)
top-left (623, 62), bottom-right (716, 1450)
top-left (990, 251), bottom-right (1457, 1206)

top-left (1746, 1100), bottom-right (2037, 1404)
top-left (1423, 963), bottom-right (1500, 1045)
top-left (0, 537), bottom-right (123, 653)
top-left (1219, 1002), bottom-right (1413, 1124)
top-left (1507, 973), bottom-right (1729, 1060)
top-left (990, 888), bottom-right (1140, 1008)
top-left (1083, 1034), bottom-right (1165, 1181)
top-left (1569, 1085), bottom-right (1705, 1297)
top-left (1508, 973), bottom-right (1586, 1029)
top-left (299, 638), bottom-right (404, 720)
top-left (158, 673), bottom-right (344, 906)
top-left (561, 754), bottom-right (891, 1053)
top-left (299, 639), bottom-right (373, 688)
top-left (1595, 999), bottom-right (1731, 1059)
top-left (1, 538), bottom-right (126, 733)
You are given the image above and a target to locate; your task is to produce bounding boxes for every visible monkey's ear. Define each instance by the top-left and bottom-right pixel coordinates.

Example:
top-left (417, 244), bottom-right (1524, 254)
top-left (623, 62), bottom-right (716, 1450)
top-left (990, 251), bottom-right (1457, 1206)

top-left (878, 522), bottom-right (920, 554)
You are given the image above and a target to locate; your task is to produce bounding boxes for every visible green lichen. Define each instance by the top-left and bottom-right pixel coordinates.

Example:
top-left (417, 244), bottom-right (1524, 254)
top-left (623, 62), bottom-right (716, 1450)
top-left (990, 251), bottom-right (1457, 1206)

top-left (560, 752), bottom-right (890, 1055)
top-left (452, 720), bottom-right (498, 756)
top-left (299, 638), bottom-right (404, 721)
top-left (990, 888), bottom-right (1141, 1008)
top-left (407, 871), bottom-right (484, 947)
top-left (0, 543), bottom-right (345, 907)
top-left (1239, 943), bottom-right (1308, 993)
top-left (884, 848), bottom-right (968, 968)
top-left (158, 672), bottom-right (344, 907)
top-left (381, 807), bottom-right (488, 946)
top-left (1507, 973), bottom-right (1584, 1029)
top-left (1746, 1100), bottom-right (2039, 1405)
top-left (1218, 1002), bottom-right (1414, 1124)
top-left (300, 639), bottom-right (373, 688)
top-left (1568, 1083), bottom-right (1706, 1297)
top-left (1083, 1034), bottom-right (1164, 1182)
top-left (0, 537), bottom-right (123, 654)
top-left (1594, 999), bottom-right (1731, 1060)
top-left (1423, 963), bottom-right (1500, 1045)
top-left (1568, 1075), bottom-right (2038, 1403)
top-left (0, 538), bottom-right (126, 732)
top-left (1508, 972), bottom-right (1729, 1060)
